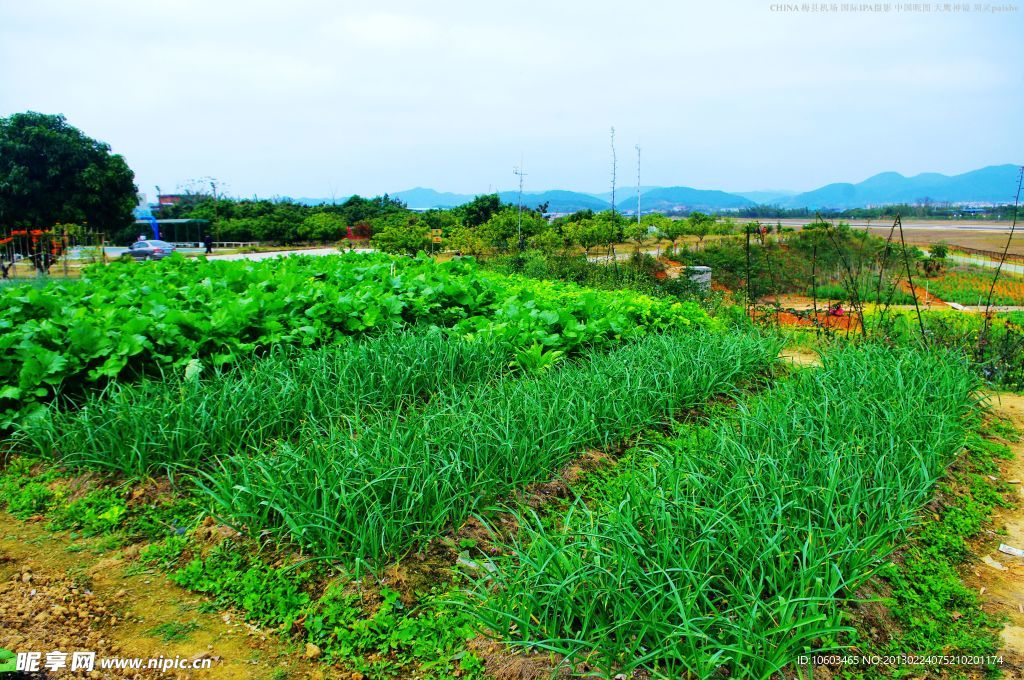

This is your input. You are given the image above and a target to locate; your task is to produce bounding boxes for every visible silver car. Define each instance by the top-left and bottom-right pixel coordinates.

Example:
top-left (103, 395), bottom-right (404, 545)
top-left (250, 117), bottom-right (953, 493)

top-left (127, 240), bottom-right (177, 260)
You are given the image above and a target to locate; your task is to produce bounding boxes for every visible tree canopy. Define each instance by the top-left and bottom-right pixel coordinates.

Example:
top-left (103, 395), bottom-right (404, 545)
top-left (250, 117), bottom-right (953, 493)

top-left (0, 112), bottom-right (137, 233)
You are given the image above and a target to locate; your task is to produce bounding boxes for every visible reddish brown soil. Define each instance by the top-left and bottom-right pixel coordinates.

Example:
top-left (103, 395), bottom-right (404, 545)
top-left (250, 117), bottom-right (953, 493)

top-left (898, 279), bottom-right (950, 307)
top-left (753, 308), bottom-right (861, 331)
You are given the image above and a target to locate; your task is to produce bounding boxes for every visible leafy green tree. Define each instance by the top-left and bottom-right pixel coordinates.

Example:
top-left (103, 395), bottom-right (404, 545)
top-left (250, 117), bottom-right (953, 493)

top-left (564, 218), bottom-right (603, 256)
top-left (371, 214), bottom-right (429, 255)
top-left (447, 224), bottom-right (486, 256)
top-left (458, 194), bottom-right (503, 228)
top-left (591, 211), bottom-right (625, 250)
top-left (527, 226), bottom-right (564, 253)
top-left (325, 194), bottom-right (407, 225)
top-left (478, 207), bottom-right (547, 251)
top-left (623, 220), bottom-right (649, 252)
top-left (419, 208), bottom-right (459, 234)
top-left (685, 212), bottom-right (716, 249)
top-left (643, 214), bottom-right (685, 253)
top-left (0, 112), bottom-right (137, 234)
top-left (298, 212), bottom-right (345, 241)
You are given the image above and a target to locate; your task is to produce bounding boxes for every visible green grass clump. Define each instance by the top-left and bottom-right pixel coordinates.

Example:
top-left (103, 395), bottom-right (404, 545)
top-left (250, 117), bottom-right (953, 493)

top-left (22, 331), bottom-right (511, 476)
top-left (45, 485), bottom-right (197, 539)
top-left (197, 331), bottom-right (781, 567)
top-left (48, 487), bottom-right (128, 536)
top-left (305, 585), bottom-right (483, 678)
top-left (464, 344), bottom-right (981, 678)
top-left (0, 458), bottom-right (65, 518)
top-left (169, 541), bottom-right (313, 631)
top-left (147, 620), bottom-right (201, 643)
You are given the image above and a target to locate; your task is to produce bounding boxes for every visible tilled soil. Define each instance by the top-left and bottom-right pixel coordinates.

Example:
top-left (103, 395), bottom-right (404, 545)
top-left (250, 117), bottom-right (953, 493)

top-left (0, 516), bottom-right (328, 679)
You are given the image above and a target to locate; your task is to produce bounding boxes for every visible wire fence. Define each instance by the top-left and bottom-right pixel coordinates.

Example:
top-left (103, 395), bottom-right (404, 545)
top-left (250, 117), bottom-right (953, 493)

top-left (1, 225), bottom-right (108, 280)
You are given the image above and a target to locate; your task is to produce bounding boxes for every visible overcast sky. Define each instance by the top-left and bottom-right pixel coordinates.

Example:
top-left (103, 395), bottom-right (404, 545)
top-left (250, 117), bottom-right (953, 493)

top-left (1, 1), bottom-right (1021, 199)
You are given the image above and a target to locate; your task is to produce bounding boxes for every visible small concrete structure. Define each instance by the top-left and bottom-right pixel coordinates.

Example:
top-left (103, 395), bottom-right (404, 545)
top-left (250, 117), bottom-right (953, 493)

top-left (686, 266), bottom-right (712, 292)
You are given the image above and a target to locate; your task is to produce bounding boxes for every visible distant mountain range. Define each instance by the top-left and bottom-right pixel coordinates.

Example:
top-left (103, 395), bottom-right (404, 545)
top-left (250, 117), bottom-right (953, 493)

top-left (294, 164), bottom-right (1021, 213)
top-left (387, 188), bottom-right (610, 213)
top-left (615, 187), bottom-right (756, 213)
top-left (773, 165), bottom-right (1021, 209)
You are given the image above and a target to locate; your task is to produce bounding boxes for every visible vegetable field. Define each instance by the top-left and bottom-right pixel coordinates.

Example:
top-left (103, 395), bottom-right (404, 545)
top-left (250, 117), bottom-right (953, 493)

top-left (0, 253), bottom-right (1013, 678)
top-left (0, 252), bottom-right (714, 427)
top-left (922, 266), bottom-right (1024, 306)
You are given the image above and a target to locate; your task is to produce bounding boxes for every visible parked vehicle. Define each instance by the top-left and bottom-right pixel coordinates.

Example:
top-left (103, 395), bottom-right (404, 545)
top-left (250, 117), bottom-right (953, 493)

top-left (126, 240), bottom-right (176, 261)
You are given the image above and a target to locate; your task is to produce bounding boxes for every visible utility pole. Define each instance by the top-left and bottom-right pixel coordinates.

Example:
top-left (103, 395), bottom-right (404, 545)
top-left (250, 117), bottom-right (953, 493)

top-left (210, 179), bottom-right (219, 242)
top-left (514, 163), bottom-right (526, 251)
top-left (610, 127), bottom-right (617, 216)
top-left (635, 144), bottom-right (641, 226)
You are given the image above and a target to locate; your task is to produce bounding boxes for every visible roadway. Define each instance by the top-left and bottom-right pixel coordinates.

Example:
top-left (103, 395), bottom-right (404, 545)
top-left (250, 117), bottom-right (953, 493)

top-left (761, 218), bottom-right (1016, 232)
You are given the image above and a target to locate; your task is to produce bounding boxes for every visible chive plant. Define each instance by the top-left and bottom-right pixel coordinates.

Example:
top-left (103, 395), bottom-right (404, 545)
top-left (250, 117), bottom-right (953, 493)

top-left (21, 330), bottom-right (511, 475)
top-left (465, 344), bottom-right (980, 678)
top-left (195, 331), bottom-right (781, 567)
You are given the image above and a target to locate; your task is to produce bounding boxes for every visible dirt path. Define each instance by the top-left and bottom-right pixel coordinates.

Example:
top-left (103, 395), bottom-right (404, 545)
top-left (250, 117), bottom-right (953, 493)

top-left (0, 515), bottom-right (324, 678)
top-left (779, 347), bottom-right (821, 368)
top-left (975, 392), bottom-right (1024, 669)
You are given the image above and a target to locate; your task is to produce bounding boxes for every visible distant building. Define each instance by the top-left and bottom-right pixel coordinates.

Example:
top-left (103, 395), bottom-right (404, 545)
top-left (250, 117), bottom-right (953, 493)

top-left (158, 194), bottom-right (185, 206)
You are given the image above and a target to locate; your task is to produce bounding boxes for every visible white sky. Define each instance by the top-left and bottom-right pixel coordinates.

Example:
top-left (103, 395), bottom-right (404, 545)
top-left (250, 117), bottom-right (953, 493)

top-left (1, 0), bottom-right (1022, 198)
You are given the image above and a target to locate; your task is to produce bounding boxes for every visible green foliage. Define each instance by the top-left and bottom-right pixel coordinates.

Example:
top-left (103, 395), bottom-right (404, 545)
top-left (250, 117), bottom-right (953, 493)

top-left (170, 542), bottom-right (312, 630)
top-left (476, 207), bottom-right (547, 251)
top-left (42, 485), bottom-right (197, 539)
top-left (641, 213), bottom-right (681, 247)
top-left (147, 620), bottom-right (201, 643)
top-left (562, 210), bottom-right (623, 254)
top-left (2, 253), bottom-right (718, 428)
top-left (0, 478), bottom-right (59, 519)
top-left (0, 112), bottom-right (137, 234)
top-left (305, 585), bottom-right (482, 677)
top-left (465, 344), bottom-right (981, 677)
top-left (445, 224), bottom-right (487, 256)
top-left (484, 250), bottom-right (718, 303)
top-left (921, 266), bottom-right (1024, 306)
top-left (675, 221), bottom-right (906, 300)
top-left (622, 219), bottom-right (649, 249)
top-left (26, 332), bottom-right (513, 475)
top-left (143, 534), bottom-right (481, 676)
top-left (194, 332), bottom-right (778, 567)
top-left (370, 214), bottom-right (429, 255)
top-left (808, 278), bottom-right (915, 305)
top-left (160, 193), bottom-right (407, 245)
top-left (297, 211), bottom-right (346, 241)
top-left (866, 309), bottom-right (1024, 389)
top-left (48, 488), bottom-right (127, 536)
top-left (683, 210), bottom-right (717, 245)
top-left (455, 193), bottom-right (503, 228)
top-left (0, 458), bottom-right (64, 518)
top-left (139, 535), bottom-right (188, 570)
